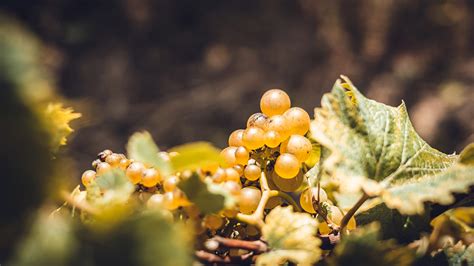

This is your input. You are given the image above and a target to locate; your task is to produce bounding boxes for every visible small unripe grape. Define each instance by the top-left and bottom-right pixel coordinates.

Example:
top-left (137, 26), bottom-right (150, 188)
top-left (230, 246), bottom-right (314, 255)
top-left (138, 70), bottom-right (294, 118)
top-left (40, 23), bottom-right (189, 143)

top-left (222, 181), bottom-right (242, 196)
top-left (247, 113), bottom-right (268, 130)
top-left (239, 186), bottom-right (261, 214)
top-left (212, 168), bottom-right (227, 183)
top-left (264, 130), bottom-right (282, 148)
top-left (274, 153), bottom-right (300, 179)
top-left (220, 146), bottom-right (237, 166)
top-left (267, 115), bottom-right (290, 140)
top-left (299, 187), bottom-right (328, 213)
top-left (203, 214), bottom-right (224, 230)
top-left (244, 164), bottom-right (261, 181)
top-left (147, 194), bottom-right (164, 209)
top-left (284, 107), bottom-right (310, 135)
top-left (163, 175), bottom-right (179, 192)
top-left (228, 129), bottom-right (245, 147)
top-left (96, 162), bottom-right (112, 175)
top-left (280, 135), bottom-right (312, 162)
top-left (81, 170), bottom-right (96, 187)
top-left (126, 161), bottom-right (145, 184)
top-left (225, 168), bottom-right (241, 182)
top-left (242, 127), bottom-right (265, 150)
top-left (163, 191), bottom-right (180, 210)
top-left (260, 89), bottom-right (291, 117)
top-left (98, 149), bottom-right (113, 161)
top-left (142, 168), bottom-right (161, 187)
top-left (233, 164), bottom-right (244, 176)
top-left (234, 146), bottom-right (250, 165)
top-left (105, 153), bottom-right (122, 167)
top-left (271, 170), bottom-right (303, 192)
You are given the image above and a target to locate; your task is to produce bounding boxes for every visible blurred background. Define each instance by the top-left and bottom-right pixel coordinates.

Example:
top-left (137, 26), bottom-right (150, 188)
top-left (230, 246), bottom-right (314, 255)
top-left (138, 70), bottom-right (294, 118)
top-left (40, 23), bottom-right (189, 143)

top-left (1, 0), bottom-right (473, 172)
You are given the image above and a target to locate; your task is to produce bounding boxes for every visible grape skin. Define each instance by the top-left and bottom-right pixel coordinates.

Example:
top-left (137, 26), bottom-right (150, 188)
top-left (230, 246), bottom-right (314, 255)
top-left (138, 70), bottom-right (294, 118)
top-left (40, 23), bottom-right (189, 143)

top-left (81, 170), bottom-right (96, 187)
top-left (239, 186), bottom-right (261, 214)
top-left (220, 146), bottom-right (237, 166)
top-left (280, 135), bottom-right (312, 162)
top-left (244, 164), bottom-right (261, 181)
top-left (271, 170), bottom-right (303, 192)
top-left (228, 129), bottom-right (245, 147)
top-left (264, 130), bottom-right (282, 148)
top-left (267, 115), bottom-right (290, 141)
top-left (299, 187), bottom-right (328, 213)
top-left (242, 127), bottom-right (265, 150)
top-left (274, 153), bottom-right (300, 179)
top-left (247, 113), bottom-right (269, 130)
top-left (284, 107), bottom-right (310, 135)
top-left (142, 168), bottom-right (161, 187)
top-left (260, 89), bottom-right (291, 117)
top-left (126, 162), bottom-right (145, 184)
top-left (234, 146), bottom-right (250, 165)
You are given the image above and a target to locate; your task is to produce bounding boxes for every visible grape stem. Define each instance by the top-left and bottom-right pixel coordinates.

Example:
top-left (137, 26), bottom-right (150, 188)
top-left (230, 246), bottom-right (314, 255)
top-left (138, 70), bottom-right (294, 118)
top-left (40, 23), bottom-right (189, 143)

top-left (210, 236), bottom-right (268, 253)
top-left (195, 250), bottom-right (255, 264)
top-left (339, 193), bottom-right (370, 232)
top-left (236, 171), bottom-right (299, 228)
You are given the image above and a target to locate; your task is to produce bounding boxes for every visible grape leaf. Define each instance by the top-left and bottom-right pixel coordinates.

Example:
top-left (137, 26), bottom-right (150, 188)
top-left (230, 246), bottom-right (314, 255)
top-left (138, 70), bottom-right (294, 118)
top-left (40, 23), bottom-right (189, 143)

top-left (257, 206), bottom-right (321, 266)
top-left (169, 142), bottom-right (222, 172)
top-left (178, 172), bottom-right (234, 214)
top-left (431, 242), bottom-right (474, 266)
top-left (127, 131), bottom-right (172, 175)
top-left (328, 223), bottom-right (415, 266)
top-left (309, 76), bottom-right (473, 215)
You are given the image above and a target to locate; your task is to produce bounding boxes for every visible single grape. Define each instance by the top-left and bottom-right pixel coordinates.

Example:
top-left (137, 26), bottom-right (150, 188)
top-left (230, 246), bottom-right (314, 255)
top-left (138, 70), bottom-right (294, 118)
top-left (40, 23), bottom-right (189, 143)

top-left (246, 112), bottom-right (269, 130)
top-left (267, 115), bottom-right (290, 140)
top-left (126, 161), bottom-right (145, 184)
top-left (299, 187), bottom-right (328, 213)
top-left (264, 130), bottom-right (282, 148)
top-left (239, 186), bottom-right (261, 214)
top-left (203, 214), bottom-right (224, 230)
top-left (118, 158), bottom-right (131, 170)
top-left (222, 181), bottom-right (242, 196)
top-left (105, 153), bottom-right (122, 167)
top-left (96, 162), bottom-right (112, 175)
top-left (234, 146), bottom-right (250, 165)
top-left (225, 167), bottom-right (241, 183)
top-left (163, 175), bottom-right (179, 192)
top-left (81, 170), bottom-right (96, 187)
top-left (163, 191), bottom-right (180, 210)
top-left (233, 164), bottom-right (244, 176)
top-left (264, 196), bottom-right (283, 209)
top-left (147, 194), bottom-right (164, 209)
top-left (97, 149), bottom-right (113, 161)
top-left (220, 146), bottom-right (237, 167)
top-left (318, 221), bottom-right (331, 235)
top-left (141, 168), bottom-right (161, 187)
top-left (271, 170), bottom-right (303, 192)
top-left (260, 89), bottom-right (291, 117)
top-left (274, 153), bottom-right (300, 179)
top-left (280, 135), bottom-right (312, 162)
top-left (284, 107), bottom-right (310, 135)
top-left (244, 164), bottom-right (261, 181)
top-left (228, 129), bottom-right (245, 147)
top-left (212, 167), bottom-right (227, 183)
top-left (242, 126), bottom-right (265, 150)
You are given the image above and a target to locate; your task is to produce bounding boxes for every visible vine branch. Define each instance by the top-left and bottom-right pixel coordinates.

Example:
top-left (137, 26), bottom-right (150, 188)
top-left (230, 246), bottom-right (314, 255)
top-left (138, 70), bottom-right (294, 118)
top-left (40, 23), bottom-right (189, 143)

top-left (339, 193), bottom-right (370, 232)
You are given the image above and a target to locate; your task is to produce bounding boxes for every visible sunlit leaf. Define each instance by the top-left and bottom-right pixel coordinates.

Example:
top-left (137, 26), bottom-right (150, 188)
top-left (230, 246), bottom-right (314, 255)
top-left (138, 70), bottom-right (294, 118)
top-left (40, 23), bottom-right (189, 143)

top-left (127, 131), bottom-right (172, 175)
top-left (43, 103), bottom-right (81, 149)
top-left (257, 206), bottom-right (321, 266)
top-left (309, 76), bottom-right (474, 215)
top-left (169, 142), bottom-right (222, 172)
top-left (328, 223), bottom-right (414, 266)
top-left (432, 241), bottom-right (474, 266)
top-left (178, 172), bottom-right (234, 214)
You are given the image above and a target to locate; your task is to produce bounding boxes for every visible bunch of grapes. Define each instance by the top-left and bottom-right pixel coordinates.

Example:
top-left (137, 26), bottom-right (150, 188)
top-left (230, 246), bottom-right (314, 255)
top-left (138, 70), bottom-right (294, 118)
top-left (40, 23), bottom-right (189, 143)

top-left (76, 88), bottom-right (355, 249)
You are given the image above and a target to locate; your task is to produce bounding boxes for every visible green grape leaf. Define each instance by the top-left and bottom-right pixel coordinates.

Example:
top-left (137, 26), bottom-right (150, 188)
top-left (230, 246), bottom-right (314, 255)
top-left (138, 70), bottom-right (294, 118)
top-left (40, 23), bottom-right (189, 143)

top-left (309, 76), bottom-right (473, 215)
top-left (257, 206), bottom-right (321, 266)
top-left (169, 142), bottom-right (222, 172)
top-left (178, 173), bottom-right (234, 214)
top-left (127, 131), bottom-right (172, 175)
top-left (328, 223), bottom-right (415, 266)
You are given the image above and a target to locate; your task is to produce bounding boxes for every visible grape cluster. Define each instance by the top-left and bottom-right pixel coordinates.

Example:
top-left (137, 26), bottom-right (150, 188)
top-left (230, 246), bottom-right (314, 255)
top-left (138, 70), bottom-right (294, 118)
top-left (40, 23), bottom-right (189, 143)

top-left (76, 88), bottom-right (355, 243)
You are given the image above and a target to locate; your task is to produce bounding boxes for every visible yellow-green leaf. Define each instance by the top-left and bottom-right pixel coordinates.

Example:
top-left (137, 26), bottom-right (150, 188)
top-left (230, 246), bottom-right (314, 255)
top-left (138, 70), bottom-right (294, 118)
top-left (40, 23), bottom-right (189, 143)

top-left (310, 76), bottom-right (472, 215)
top-left (178, 173), bottom-right (234, 214)
top-left (43, 103), bottom-right (81, 150)
top-left (127, 131), bottom-right (172, 175)
top-left (169, 142), bottom-right (222, 173)
top-left (257, 206), bottom-right (321, 266)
